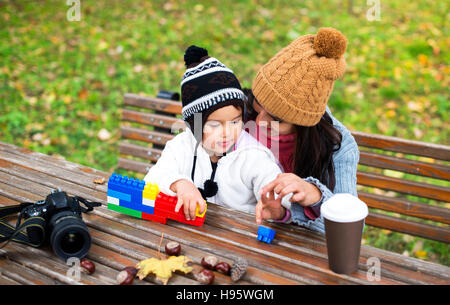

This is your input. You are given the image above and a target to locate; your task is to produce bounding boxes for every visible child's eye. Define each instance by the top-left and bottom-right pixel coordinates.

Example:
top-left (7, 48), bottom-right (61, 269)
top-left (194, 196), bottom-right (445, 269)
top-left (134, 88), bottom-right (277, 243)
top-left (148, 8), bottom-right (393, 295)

top-left (231, 120), bottom-right (241, 125)
top-left (205, 122), bottom-right (220, 128)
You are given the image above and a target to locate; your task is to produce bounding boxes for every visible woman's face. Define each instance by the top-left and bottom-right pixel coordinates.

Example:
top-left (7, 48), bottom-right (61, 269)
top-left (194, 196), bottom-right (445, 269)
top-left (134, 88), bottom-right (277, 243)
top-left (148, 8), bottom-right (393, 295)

top-left (202, 105), bottom-right (243, 156)
top-left (252, 98), bottom-right (295, 135)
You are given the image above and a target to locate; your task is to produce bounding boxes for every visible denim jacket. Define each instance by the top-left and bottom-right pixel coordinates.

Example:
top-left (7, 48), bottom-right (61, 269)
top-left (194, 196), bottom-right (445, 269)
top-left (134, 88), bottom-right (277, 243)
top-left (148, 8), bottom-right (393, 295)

top-left (288, 108), bottom-right (360, 234)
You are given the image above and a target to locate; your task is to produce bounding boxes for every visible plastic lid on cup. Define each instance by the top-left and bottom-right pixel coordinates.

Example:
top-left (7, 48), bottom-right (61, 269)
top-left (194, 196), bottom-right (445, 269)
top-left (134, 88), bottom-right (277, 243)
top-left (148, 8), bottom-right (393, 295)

top-left (320, 193), bottom-right (369, 223)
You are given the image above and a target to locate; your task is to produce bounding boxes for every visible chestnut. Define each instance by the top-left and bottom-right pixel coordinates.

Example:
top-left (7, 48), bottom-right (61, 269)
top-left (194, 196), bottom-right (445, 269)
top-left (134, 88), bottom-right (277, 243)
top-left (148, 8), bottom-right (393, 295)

top-left (201, 255), bottom-right (218, 270)
top-left (194, 269), bottom-right (215, 285)
top-left (215, 262), bottom-right (231, 275)
top-left (80, 259), bottom-right (95, 275)
top-left (116, 266), bottom-right (137, 285)
top-left (165, 241), bottom-right (181, 256)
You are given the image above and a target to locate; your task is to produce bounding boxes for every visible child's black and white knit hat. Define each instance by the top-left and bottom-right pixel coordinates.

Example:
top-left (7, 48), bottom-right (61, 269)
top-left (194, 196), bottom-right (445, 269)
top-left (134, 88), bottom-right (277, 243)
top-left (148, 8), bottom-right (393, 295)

top-left (181, 45), bottom-right (245, 126)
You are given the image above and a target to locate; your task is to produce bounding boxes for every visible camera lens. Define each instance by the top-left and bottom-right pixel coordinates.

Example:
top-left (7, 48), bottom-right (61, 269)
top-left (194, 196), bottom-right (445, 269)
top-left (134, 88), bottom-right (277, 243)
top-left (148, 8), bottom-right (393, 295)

top-left (49, 212), bottom-right (91, 260)
top-left (60, 231), bottom-right (85, 254)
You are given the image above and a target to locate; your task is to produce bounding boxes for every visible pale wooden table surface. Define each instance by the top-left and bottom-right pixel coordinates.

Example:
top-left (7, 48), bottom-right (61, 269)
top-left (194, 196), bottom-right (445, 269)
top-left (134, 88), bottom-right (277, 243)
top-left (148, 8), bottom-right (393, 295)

top-left (0, 141), bottom-right (449, 285)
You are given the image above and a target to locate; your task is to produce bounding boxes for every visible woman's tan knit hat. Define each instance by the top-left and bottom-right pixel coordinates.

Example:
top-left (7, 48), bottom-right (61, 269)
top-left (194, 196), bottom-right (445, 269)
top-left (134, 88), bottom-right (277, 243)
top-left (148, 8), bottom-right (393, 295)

top-left (252, 27), bottom-right (347, 126)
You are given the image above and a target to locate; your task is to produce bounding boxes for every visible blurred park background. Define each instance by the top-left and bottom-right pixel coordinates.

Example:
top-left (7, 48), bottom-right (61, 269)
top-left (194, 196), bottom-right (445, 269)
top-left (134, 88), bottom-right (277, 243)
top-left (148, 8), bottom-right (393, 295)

top-left (0, 0), bottom-right (448, 265)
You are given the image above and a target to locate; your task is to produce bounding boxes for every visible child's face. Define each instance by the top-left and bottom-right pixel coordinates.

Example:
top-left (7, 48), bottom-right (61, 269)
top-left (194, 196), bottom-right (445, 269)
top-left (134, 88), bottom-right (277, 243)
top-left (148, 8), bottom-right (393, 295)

top-left (202, 105), bottom-right (243, 156)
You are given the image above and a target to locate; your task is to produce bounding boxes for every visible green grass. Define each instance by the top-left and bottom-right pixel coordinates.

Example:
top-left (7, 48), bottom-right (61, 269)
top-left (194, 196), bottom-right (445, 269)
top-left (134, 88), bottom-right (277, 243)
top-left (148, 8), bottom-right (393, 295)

top-left (0, 0), bottom-right (449, 265)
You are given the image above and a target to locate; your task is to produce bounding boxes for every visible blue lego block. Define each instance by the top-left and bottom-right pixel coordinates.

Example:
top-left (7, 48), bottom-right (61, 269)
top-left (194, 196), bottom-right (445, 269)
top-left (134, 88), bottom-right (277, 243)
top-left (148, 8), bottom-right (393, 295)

top-left (137, 204), bottom-right (154, 215)
top-left (257, 226), bottom-right (276, 244)
top-left (107, 189), bottom-right (131, 202)
top-left (107, 173), bottom-right (145, 212)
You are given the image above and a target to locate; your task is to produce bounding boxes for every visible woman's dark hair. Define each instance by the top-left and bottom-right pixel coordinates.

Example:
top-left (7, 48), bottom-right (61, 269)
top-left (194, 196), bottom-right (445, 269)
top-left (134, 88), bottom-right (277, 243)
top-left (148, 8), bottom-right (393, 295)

top-left (292, 113), bottom-right (342, 191)
top-left (244, 89), bottom-right (342, 191)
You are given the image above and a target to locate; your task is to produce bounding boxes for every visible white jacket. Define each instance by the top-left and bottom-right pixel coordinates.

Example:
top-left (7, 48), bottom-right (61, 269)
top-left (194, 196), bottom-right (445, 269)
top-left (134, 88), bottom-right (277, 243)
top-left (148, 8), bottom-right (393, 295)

top-left (144, 128), bottom-right (292, 214)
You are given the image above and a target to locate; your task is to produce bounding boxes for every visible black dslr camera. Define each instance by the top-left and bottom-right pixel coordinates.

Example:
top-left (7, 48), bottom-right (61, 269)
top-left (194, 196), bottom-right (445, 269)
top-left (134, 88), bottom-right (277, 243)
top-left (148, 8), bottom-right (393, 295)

top-left (9, 190), bottom-right (101, 260)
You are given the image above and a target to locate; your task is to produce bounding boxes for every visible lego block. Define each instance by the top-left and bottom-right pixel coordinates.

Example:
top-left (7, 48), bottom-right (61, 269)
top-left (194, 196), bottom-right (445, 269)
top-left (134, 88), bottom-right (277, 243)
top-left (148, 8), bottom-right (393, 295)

top-left (108, 173), bottom-right (145, 212)
top-left (142, 212), bottom-right (167, 224)
top-left (143, 183), bottom-right (159, 200)
top-left (108, 203), bottom-right (142, 218)
top-left (107, 189), bottom-right (131, 202)
top-left (142, 198), bottom-right (155, 207)
top-left (107, 196), bottom-right (119, 205)
top-left (107, 174), bottom-right (206, 227)
top-left (195, 202), bottom-right (207, 218)
top-left (257, 226), bottom-right (276, 244)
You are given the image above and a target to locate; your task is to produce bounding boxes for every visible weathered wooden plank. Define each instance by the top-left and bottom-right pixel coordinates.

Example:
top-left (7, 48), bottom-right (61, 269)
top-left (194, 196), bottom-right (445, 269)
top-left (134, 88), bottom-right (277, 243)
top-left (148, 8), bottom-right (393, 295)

top-left (359, 191), bottom-right (450, 224)
top-left (0, 274), bottom-right (20, 285)
top-left (0, 257), bottom-right (62, 285)
top-left (352, 131), bottom-right (450, 161)
top-left (366, 212), bottom-right (450, 244)
top-left (122, 108), bottom-right (184, 131)
top-left (124, 93), bottom-right (183, 114)
top-left (357, 171), bottom-right (450, 202)
top-left (0, 149), bottom-right (108, 194)
top-left (119, 142), bottom-right (162, 163)
top-left (0, 244), bottom-right (102, 285)
top-left (0, 141), bottom-right (110, 181)
top-left (359, 150), bottom-right (450, 181)
top-left (121, 126), bottom-right (174, 146)
top-left (118, 157), bottom-right (151, 174)
top-left (0, 160), bottom-right (107, 203)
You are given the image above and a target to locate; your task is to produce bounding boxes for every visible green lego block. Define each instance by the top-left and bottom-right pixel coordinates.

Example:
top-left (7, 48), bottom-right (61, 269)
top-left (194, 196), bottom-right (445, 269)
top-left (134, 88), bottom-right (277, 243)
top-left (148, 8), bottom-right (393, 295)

top-left (108, 203), bottom-right (142, 218)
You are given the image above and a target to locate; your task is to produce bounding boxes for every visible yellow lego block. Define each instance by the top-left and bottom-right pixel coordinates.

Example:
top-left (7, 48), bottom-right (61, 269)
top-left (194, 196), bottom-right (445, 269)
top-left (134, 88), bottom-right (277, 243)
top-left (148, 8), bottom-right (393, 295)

top-left (195, 201), bottom-right (207, 218)
top-left (143, 183), bottom-right (159, 200)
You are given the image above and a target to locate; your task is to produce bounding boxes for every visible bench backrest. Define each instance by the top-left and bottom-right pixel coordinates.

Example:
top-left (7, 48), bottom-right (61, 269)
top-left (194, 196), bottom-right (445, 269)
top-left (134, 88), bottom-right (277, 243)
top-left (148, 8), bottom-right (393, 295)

top-left (119, 93), bottom-right (450, 243)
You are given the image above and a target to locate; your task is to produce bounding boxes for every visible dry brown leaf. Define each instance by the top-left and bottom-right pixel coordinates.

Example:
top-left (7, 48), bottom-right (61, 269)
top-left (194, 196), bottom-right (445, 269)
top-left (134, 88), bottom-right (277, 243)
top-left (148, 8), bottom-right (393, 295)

top-left (93, 177), bottom-right (105, 184)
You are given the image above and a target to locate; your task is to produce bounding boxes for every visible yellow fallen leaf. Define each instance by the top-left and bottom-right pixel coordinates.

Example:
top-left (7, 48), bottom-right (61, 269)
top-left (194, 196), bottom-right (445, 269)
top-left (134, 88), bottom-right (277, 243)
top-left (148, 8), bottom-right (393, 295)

top-left (415, 250), bottom-right (427, 259)
top-left (136, 256), bottom-right (193, 285)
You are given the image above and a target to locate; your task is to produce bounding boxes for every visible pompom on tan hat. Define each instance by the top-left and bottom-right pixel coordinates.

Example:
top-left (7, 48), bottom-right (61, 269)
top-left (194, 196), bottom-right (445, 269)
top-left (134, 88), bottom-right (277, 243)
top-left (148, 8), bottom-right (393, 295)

top-left (252, 27), bottom-right (347, 126)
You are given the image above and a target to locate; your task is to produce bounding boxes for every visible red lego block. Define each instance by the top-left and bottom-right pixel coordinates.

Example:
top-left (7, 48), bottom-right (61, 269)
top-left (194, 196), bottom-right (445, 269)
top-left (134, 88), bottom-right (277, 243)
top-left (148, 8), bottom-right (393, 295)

top-left (154, 192), bottom-right (206, 227)
top-left (141, 212), bottom-right (167, 224)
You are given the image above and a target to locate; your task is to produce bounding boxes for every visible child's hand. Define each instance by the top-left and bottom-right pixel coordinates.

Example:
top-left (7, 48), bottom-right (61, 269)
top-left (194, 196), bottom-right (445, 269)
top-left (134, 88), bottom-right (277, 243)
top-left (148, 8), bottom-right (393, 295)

top-left (255, 189), bottom-right (286, 224)
top-left (171, 179), bottom-right (206, 221)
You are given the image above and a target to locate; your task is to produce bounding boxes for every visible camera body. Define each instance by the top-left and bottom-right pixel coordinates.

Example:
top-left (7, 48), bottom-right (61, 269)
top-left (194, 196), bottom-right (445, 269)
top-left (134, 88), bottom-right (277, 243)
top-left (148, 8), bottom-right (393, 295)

top-left (22, 190), bottom-right (92, 260)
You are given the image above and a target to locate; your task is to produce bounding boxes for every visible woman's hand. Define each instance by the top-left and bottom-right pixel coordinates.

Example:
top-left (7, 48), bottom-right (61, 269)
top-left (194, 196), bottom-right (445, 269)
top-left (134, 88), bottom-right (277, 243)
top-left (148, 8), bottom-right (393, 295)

top-left (171, 179), bottom-right (206, 221)
top-left (261, 173), bottom-right (322, 207)
top-left (255, 190), bottom-right (286, 224)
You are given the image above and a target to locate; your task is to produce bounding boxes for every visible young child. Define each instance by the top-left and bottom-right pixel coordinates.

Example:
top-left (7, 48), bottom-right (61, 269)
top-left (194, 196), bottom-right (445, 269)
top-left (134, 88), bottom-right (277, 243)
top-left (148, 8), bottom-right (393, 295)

top-left (144, 46), bottom-right (292, 222)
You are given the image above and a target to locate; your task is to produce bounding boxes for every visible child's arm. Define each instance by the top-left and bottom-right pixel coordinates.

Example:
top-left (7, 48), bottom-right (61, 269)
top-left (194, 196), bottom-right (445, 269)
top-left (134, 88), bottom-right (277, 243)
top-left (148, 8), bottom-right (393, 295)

top-left (144, 133), bottom-right (205, 220)
top-left (143, 134), bottom-right (193, 197)
top-left (239, 149), bottom-right (292, 220)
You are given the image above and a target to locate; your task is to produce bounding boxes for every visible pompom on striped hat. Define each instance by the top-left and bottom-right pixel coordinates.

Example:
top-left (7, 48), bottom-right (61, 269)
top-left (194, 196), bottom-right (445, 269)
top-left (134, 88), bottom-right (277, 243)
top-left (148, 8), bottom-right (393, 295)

top-left (180, 45), bottom-right (245, 130)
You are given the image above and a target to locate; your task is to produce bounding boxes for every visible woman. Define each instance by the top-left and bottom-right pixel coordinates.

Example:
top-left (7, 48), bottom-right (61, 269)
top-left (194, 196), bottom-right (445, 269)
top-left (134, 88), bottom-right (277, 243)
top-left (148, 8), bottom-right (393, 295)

top-left (246, 27), bottom-right (359, 234)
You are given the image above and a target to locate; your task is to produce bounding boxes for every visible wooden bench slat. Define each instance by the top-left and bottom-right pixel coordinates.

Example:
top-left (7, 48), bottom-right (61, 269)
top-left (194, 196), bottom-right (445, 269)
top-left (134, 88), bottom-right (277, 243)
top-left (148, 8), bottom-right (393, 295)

top-left (118, 157), bottom-right (151, 174)
top-left (359, 191), bottom-right (450, 224)
top-left (122, 108), bottom-right (184, 130)
top-left (119, 142), bottom-right (162, 163)
top-left (357, 171), bottom-right (450, 202)
top-left (359, 150), bottom-right (450, 181)
top-left (366, 212), bottom-right (450, 243)
top-left (124, 93), bottom-right (182, 114)
top-left (120, 126), bottom-right (174, 146)
top-left (352, 131), bottom-right (450, 161)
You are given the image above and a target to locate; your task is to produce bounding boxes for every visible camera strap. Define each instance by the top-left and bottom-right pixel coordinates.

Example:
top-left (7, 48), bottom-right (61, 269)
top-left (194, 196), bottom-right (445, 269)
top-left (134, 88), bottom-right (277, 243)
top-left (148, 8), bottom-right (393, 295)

top-left (0, 195), bottom-right (101, 250)
top-left (0, 202), bottom-right (46, 249)
top-left (72, 196), bottom-right (102, 212)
